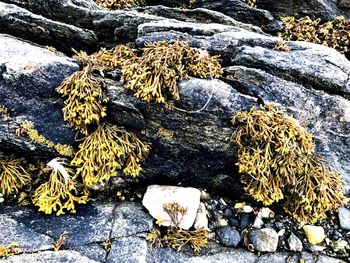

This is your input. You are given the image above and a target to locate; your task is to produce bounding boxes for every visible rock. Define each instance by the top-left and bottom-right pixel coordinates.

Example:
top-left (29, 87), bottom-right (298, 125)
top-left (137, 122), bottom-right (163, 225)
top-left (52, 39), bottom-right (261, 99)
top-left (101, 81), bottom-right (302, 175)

top-left (240, 213), bottom-right (251, 230)
top-left (288, 233), bottom-right (303, 252)
top-left (256, 0), bottom-right (350, 21)
top-left (339, 0), bottom-right (350, 8)
top-left (215, 226), bottom-right (241, 247)
top-left (142, 185), bottom-right (201, 230)
top-left (1, 202), bottom-right (115, 247)
top-left (259, 207), bottom-right (274, 218)
top-left (187, 249), bottom-right (258, 263)
top-left (338, 207), bottom-right (350, 230)
top-left (107, 237), bottom-right (148, 263)
top-left (258, 253), bottom-right (299, 263)
top-left (111, 202), bottom-right (154, 238)
top-left (316, 255), bottom-right (347, 263)
top-left (0, 2), bottom-right (98, 53)
top-left (0, 33), bottom-right (78, 155)
top-left (243, 205), bottom-right (253, 213)
top-left (194, 202), bottom-right (209, 230)
top-left (252, 217), bottom-right (264, 229)
top-left (330, 239), bottom-right (348, 253)
top-left (193, 0), bottom-right (275, 27)
top-left (303, 225), bottom-right (326, 245)
top-left (0, 214), bottom-right (53, 253)
top-left (0, 250), bottom-right (99, 263)
top-left (71, 243), bottom-right (107, 263)
top-left (249, 228), bottom-right (279, 252)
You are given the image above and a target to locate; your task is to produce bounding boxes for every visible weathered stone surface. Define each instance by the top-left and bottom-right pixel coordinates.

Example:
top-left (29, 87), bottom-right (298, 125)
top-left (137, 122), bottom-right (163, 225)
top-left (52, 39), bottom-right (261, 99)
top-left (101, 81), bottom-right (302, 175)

top-left (71, 243), bottom-right (107, 263)
top-left (142, 185), bottom-right (201, 229)
top-left (338, 207), bottom-right (350, 230)
top-left (258, 253), bottom-right (299, 263)
top-left (136, 6), bottom-right (265, 33)
top-left (256, 0), bottom-right (350, 21)
top-left (194, 202), bottom-right (209, 230)
top-left (111, 202), bottom-right (153, 238)
top-left (288, 233), bottom-right (303, 252)
top-left (188, 249), bottom-right (258, 263)
top-left (0, 250), bottom-right (100, 263)
top-left (339, 0), bottom-right (350, 8)
top-left (317, 255), bottom-right (347, 263)
top-left (0, 2), bottom-right (98, 53)
top-left (193, 0), bottom-right (274, 27)
top-left (249, 228), bottom-right (279, 252)
top-left (107, 237), bottom-right (148, 263)
top-left (0, 214), bottom-right (53, 253)
top-left (215, 226), bottom-right (241, 247)
top-left (303, 225), bottom-right (326, 245)
top-left (0, 34), bottom-right (78, 156)
top-left (1, 202), bottom-right (115, 247)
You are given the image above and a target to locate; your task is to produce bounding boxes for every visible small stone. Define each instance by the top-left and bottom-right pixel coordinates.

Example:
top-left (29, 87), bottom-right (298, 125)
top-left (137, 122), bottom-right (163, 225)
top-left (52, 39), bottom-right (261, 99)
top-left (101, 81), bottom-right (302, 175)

top-left (259, 207), bottom-right (274, 218)
top-left (216, 226), bottom-right (241, 247)
top-left (194, 202), bottom-right (208, 230)
top-left (223, 208), bottom-right (234, 218)
top-left (243, 205), bottom-right (253, 213)
top-left (228, 218), bottom-right (239, 228)
top-left (338, 207), bottom-right (350, 231)
top-left (218, 219), bottom-right (228, 227)
top-left (249, 228), bottom-right (279, 252)
top-left (240, 213), bottom-right (251, 230)
top-left (330, 239), bottom-right (348, 253)
top-left (252, 217), bottom-right (264, 229)
top-left (303, 225), bottom-right (326, 245)
top-left (0, 193), bottom-right (4, 203)
top-left (200, 190), bottom-right (210, 201)
top-left (277, 229), bottom-right (285, 236)
top-left (288, 233), bottom-right (303, 251)
top-left (142, 185), bottom-right (201, 230)
top-left (307, 244), bottom-right (326, 252)
top-left (234, 202), bottom-right (245, 209)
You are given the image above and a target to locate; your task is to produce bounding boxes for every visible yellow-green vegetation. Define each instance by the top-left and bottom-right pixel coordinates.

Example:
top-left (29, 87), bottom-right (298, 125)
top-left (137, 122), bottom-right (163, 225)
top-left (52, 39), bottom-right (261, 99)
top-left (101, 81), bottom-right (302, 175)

top-left (95, 0), bottom-right (136, 10)
top-left (147, 202), bottom-right (209, 253)
top-left (162, 228), bottom-right (209, 252)
top-left (0, 106), bottom-right (12, 121)
top-left (16, 121), bottom-right (74, 157)
top-left (32, 159), bottom-right (89, 216)
top-left (121, 40), bottom-right (222, 103)
top-left (56, 68), bottom-right (107, 135)
top-left (0, 158), bottom-right (31, 196)
top-left (280, 16), bottom-right (350, 55)
top-left (71, 123), bottom-right (150, 187)
top-left (243, 0), bottom-right (256, 8)
top-left (273, 40), bottom-right (290, 52)
top-left (231, 104), bottom-right (347, 223)
top-left (0, 243), bottom-right (19, 258)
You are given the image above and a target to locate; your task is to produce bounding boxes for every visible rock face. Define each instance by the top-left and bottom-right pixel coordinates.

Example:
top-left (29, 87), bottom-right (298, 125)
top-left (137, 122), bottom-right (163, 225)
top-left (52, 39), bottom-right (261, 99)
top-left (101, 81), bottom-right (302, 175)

top-left (249, 228), bottom-right (279, 252)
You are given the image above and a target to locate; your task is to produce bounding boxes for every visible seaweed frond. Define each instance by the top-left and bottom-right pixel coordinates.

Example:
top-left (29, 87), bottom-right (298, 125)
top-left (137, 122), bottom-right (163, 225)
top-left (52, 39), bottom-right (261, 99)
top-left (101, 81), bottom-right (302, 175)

top-left (231, 104), bottom-right (347, 223)
top-left (56, 68), bottom-right (108, 135)
top-left (121, 40), bottom-right (222, 103)
top-left (0, 243), bottom-right (19, 258)
top-left (32, 158), bottom-right (89, 215)
top-left (95, 0), bottom-right (136, 10)
top-left (163, 202), bottom-right (187, 228)
top-left (71, 123), bottom-right (150, 187)
top-left (0, 106), bottom-right (12, 121)
top-left (162, 228), bottom-right (209, 252)
top-left (16, 121), bottom-right (74, 157)
top-left (0, 158), bottom-right (31, 196)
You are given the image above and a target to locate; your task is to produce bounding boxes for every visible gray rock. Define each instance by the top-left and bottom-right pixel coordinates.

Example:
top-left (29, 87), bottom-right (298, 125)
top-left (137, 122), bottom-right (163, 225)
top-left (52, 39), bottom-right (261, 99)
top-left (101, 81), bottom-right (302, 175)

top-left (339, 0), bottom-right (350, 8)
top-left (193, 0), bottom-right (274, 27)
top-left (249, 228), bottom-right (279, 252)
top-left (187, 249), bottom-right (258, 263)
top-left (256, 0), bottom-right (350, 21)
top-left (317, 255), bottom-right (347, 263)
top-left (258, 253), bottom-right (299, 263)
top-left (107, 237), bottom-right (148, 263)
top-left (194, 202), bottom-right (209, 230)
top-left (0, 2), bottom-right (98, 53)
top-left (70, 243), bottom-right (107, 262)
top-left (0, 214), bottom-right (53, 253)
top-left (0, 33), bottom-right (78, 156)
top-left (111, 201), bottom-right (153, 238)
top-left (338, 207), bottom-right (350, 230)
top-left (0, 250), bottom-right (99, 263)
top-left (1, 202), bottom-right (115, 247)
top-left (252, 217), bottom-right (264, 229)
top-left (146, 247), bottom-right (190, 263)
top-left (216, 226), bottom-right (241, 247)
top-left (288, 233), bottom-right (303, 252)
top-left (142, 185), bottom-right (201, 230)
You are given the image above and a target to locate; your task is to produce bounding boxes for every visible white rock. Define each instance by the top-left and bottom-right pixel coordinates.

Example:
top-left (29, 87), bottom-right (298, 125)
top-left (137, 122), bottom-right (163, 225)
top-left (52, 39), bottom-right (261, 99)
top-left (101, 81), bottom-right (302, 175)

top-left (142, 185), bottom-right (201, 230)
top-left (253, 216), bottom-right (264, 229)
top-left (194, 202), bottom-right (209, 230)
top-left (288, 233), bottom-right (303, 251)
top-left (259, 207), bottom-right (274, 218)
top-left (243, 205), bottom-right (253, 213)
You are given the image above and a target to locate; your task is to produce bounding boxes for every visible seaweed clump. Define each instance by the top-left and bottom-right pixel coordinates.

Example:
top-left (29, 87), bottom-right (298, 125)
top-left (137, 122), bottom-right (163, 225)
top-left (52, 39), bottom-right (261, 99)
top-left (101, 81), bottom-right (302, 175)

top-left (16, 121), bottom-right (74, 157)
top-left (95, 0), bottom-right (136, 10)
top-left (231, 104), bottom-right (347, 223)
top-left (121, 40), bottom-right (222, 103)
top-left (32, 158), bottom-right (89, 215)
top-left (71, 123), bottom-right (150, 187)
top-left (0, 158), bottom-right (31, 196)
top-left (0, 243), bottom-right (19, 258)
top-left (280, 16), bottom-right (350, 55)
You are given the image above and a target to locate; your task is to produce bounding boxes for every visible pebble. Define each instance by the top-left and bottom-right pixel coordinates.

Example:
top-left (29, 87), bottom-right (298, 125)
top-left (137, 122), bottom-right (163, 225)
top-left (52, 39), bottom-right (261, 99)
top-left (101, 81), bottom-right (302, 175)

top-left (249, 228), bottom-right (279, 252)
top-left (218, 219), bottom-right (228, 227)
top-left (194, 202), bottom-right (209, 230)
top-left (253, 217), bottom-right (264, 229)
top-left (216, 226), bottom-right (241, 247)
top-left (240, 213), bottom-right (251, 230)
top-left (243, 205), bottom-right (253, 213)
top-left (0, 193), bottom-right (4, 203)
top-left (228, 218), bottom-right (239, 228)
top-left (259, 207), bottom-right (274, 218)
top-left (303, 225), bottom-right (326, 245)
top-left (330, 239), bottom-right (348, 253)
top-left (338, 207), bottom-right (350, 231)
top-left (288, 233), bottom-right (303, 251)
top-left (234, 202), bottom-right (245, 209)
